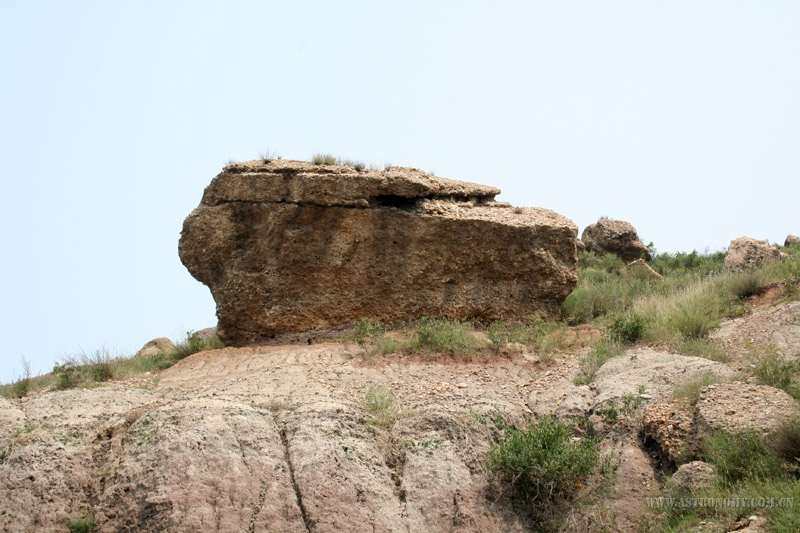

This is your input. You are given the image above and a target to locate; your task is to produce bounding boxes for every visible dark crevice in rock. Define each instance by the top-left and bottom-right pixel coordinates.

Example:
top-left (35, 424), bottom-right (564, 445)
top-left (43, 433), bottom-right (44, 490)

top-left (248, 483), bottom-right (268, 533)
top-left (642, 435), bottom-right (677, 480)
top-left (279, 426), bottom-right (313, 532)
top-left (384, 442), bottom-right (407, 503)
top-left (369, 195), bottom-right (420, 210)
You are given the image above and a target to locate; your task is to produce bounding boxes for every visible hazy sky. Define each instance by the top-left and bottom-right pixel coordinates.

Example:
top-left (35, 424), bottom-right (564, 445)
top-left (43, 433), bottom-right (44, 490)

top-left (2, 1), bottom-right (798, 383)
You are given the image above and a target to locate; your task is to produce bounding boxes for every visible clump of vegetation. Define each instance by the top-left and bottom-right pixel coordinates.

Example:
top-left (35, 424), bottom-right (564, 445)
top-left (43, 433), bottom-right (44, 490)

top-left (486, 417), bottom-right (600, 524)
top-left (52, 348), bottom-right (116, 390)
top-left (343, 318), bottom-right (386, 343)
top-left (311, 153), bottom-right (338, 165)
top-left (651, 423), bottom-right (800, 531)
top-left (1, 331), bottom-right (225, 396)
top-left (607, 312), bottom-right (646, 344)
top-left (744, 342), bottom-right (800, 400)
top-left (3, 357), bottom-right (32, 398)
top-left (701, 430), bottom-right (786, 486)
top-left (65, 513), bottom-right (97, 533)
top-left (259, 149), bottom-right (278, 163)
top-left (487, 316), bottom-right (565, 358)
top-left (677, 337), bottom-right (727, 361)
top-left (574, 337), bottom-right (624, 385)
top-left (649, 249), bottom-right (727, 277)
top-left (363, 385), bottom-right (395, 427)
top-left (310, 153), bottom-right (366, 170)
top-left (596, 392), bottom-right (645, 422)
top-left (341, 318), bottom-right (400, 358)
top-left (672, 373), bottom-right (728, 406)
top-left (407, 317), bottom-right (482, 356)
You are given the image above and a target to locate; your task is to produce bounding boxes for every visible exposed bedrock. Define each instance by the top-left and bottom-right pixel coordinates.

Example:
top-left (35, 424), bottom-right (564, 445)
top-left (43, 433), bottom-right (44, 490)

top-left (179, 160), bottom-right (578, 346)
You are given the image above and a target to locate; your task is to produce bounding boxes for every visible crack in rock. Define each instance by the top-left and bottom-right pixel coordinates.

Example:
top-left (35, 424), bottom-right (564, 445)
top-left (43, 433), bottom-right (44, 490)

top-left (247, 483), bottom-right (268, 533)
top-left (279, 425), bottom-right (313, 532)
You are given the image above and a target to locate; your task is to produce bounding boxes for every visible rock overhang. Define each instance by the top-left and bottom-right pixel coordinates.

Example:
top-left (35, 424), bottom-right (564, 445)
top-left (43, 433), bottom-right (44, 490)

top-left (201, 159), bottom-right (502, 208)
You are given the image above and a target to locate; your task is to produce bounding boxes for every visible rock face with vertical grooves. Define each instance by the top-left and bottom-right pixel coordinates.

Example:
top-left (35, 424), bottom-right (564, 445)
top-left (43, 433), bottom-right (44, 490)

top-left (179, 160), bottom-right (579, 346)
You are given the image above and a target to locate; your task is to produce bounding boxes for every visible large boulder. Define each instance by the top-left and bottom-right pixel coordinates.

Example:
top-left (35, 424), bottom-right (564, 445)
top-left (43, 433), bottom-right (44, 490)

top-left (785, 234), bottom-right (800, 247)
top-left (580, 218), bottom-right (651, 262)
top-left (179, 160), bottom-right (579, 346)
top-left (724, 236), bottom-right (782, 271)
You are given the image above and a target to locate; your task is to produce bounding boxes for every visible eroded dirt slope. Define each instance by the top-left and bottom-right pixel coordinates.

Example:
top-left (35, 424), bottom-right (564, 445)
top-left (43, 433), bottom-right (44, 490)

top-left (2, 297), bottom-right (799, 532)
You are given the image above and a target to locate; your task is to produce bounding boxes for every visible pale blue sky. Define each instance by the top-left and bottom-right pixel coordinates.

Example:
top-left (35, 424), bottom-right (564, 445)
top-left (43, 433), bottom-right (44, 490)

top-left (1, 1), bottom-right (798, 382)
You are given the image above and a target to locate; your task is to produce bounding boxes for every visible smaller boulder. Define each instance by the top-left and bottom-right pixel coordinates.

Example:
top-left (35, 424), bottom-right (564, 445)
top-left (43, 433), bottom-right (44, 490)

top-left (665, 461), bottom-right (717, 496)
top-left (192, 327), bottom-right (218, 341)
top-left (785, 234), bottom-right (800, 247)
top-left (135, 337), bottom-right (175, 358)
top-left (581, 218), bottom-right (651, 262)
top-left (724, 237), bottom-right (782, 271)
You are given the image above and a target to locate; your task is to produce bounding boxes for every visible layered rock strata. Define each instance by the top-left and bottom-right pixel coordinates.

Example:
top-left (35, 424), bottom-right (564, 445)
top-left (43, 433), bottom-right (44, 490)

top-left (179, 160), bottom-right (578, 346)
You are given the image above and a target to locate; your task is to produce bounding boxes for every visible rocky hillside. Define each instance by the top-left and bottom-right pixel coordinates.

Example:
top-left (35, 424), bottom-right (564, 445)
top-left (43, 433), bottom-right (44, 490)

top-left (2, 286), bottom-right (799, 532)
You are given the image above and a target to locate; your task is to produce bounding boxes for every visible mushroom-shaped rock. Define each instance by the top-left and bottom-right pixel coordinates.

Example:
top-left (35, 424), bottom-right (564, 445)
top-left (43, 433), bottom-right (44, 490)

top-left (179, 160), bottom-right (579, 346)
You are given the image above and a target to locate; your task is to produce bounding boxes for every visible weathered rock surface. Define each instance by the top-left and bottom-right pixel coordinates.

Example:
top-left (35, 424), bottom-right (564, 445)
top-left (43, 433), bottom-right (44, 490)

top-left (665, 461), bottom-right (717, 495)
top-left (724, 236), bottom-right (782, 271)
top-left (694, 383), bottom-right (800, 440)
top-left (179, 160), bottom-right (578, 346)
top-left (591, 348), bottom-right (735, 407)
top-left (135, 337), bottom-right (174, 358)
top-left (0, 343), bottom-right (533, 532)
top-left (710, 299), bottom-right (800, 365)
top-left (641, 401), bottom-right (697, 465)
top-left (785, 234), bottom-right (800, 247)
top-left (580, 218), bottom-right (651, 262)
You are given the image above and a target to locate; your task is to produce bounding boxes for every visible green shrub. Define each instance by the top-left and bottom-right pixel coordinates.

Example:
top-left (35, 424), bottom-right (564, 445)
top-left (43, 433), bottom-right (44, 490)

top-left (53, 361), bottom-right (82, 390)
top-left (408, 317), bottom-right (481, 356)
top-left (171, 330), bottom-right (225, 361)
top-left (668, 300), bottom-right (719, 339)
top-left (608, 312), bottom-right (646, 344)
top-left (650, 249), bottom-right (726, 277)
top-left (365, 337), bottom-right (399, 358)
top-left (65, 514), bottom-right (96, 533)
top-left (343, 318), bottom-right (385, 343)
top-left (486, 417), bottom-right (599, 515)
top-left (767, 417), bottom-right (800, 468)
top-left (745, 343), bottom-right (800, 399)
top-left (700, 430), bottom-right (785, 486)
top-left (363, 385), bottom-right (395, 427)
top-left (3, 357), bottom-right (32, 398)
top-left (596, 394), bottom-right (643, 423)
top-left (562, 284), bottom-right (614, 324)
top-left (724, 270), bottom-right (765, 299)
